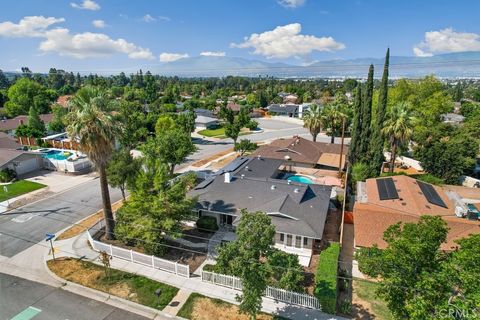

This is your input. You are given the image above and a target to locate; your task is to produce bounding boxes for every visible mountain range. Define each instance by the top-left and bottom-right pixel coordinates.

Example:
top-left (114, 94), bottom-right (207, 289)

top-left (147, 51), bottom-right (480, 78)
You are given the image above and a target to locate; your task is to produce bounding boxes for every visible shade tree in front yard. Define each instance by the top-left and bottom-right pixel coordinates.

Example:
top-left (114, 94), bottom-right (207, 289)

top-left (215, 211), bottom-right (305, 319)
top-left (115, 159), bottom-right (197, 255)
top-left (106, 148), bottom-right (141, 201)
top-left (234, 139), bottom-right (257, 156)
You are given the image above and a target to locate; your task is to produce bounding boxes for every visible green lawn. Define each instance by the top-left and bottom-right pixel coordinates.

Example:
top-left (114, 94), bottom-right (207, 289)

top-left (198, 126), bottom-right (226, 137)
top-left (0, 180), bottom-right (46, 202)
top-left (353, 280), bottom-right (393, 320)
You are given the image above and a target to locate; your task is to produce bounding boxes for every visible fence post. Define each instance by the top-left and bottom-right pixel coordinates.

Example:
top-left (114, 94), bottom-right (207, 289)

top-left (151, 255), bottom-right (154, 268)
top-left (109, 244), bottom-right (113, 256)
top-left (187, 265), bottom-right (190, 278)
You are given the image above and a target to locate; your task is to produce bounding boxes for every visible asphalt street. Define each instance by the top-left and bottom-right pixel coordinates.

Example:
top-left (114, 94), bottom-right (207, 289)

top-left (0, 273), bottom-right (150, 320)
top-left (0, 178), bottom-right (122, 258)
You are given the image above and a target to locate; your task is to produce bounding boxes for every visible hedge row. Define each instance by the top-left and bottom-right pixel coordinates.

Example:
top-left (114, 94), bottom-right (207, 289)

top-left (314, 242), bottom-right (340, 314)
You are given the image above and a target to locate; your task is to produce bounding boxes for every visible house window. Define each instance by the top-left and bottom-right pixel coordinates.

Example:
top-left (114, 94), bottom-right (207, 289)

top-left (303, 237), bottom-right (308, 246)
top-left (286, 234), bottom-right (293, 246)
top-left (280, 233), bottom-right (284, 242)
top-left (295, 236), bottom-right (301, 248)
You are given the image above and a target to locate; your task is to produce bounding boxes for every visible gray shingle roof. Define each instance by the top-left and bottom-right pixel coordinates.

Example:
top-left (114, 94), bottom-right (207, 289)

top-left (189, 157), bottom-right (332, 238)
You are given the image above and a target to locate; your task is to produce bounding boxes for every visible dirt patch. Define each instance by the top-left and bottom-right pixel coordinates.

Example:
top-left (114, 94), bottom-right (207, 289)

top-left (57, 200), bottom-right (124, 240)
top-left (191, 149), bottom-right (234, 167)
top-left (163, 246), bottom-right (207, 272)
top-left (208, 153), bottom-right (239, 170)
top-left (191, 297), bottom-right (274, 320)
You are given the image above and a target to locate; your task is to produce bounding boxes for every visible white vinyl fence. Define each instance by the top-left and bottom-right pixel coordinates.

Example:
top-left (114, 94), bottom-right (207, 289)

top-left (86, 219), bottom-right (190, 278)
top-left (201, 270), bottom-right (321, 310)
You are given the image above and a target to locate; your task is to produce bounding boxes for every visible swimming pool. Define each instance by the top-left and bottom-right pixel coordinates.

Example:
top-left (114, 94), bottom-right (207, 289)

top-left (42, 150), bottom-right (73, 160)
top-left (285, 175), bottom-right (314, 184)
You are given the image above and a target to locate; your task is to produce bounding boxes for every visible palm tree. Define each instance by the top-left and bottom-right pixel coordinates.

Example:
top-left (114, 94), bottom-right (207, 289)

top-left (302, 104), bottom-right (323, 142)
top-left (66, 87), bottom-right (118, 239)
top-left (322, 103), bottom-right (348, 144)
top-left (381, 102), bottom-right (416, 173)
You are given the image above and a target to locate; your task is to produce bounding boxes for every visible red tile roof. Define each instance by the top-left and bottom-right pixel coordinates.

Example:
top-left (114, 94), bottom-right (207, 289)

top-left (0, 114), bottom-right (53, 131)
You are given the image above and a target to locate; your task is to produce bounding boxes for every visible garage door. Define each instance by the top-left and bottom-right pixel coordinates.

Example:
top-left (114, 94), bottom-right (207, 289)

top-left (15, 157), bottom-right (40, 175)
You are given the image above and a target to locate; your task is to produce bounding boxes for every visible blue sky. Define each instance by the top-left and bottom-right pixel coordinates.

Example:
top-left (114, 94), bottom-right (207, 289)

top-left (1, 0), bottom-right (480, 72)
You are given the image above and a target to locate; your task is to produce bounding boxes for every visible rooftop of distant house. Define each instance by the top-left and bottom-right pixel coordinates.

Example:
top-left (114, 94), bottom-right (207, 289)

top-left (0, 132), bottom-right (22, 149)
top-left (188, 156), bottom-right (333, 239)
top-left (56, 95), bottom-right (72, 108)
top-left (354, 175), bottom-right (480, 250)
top-left (251, 136), bottom-right (348, 169)
top-left (0, 114), bottom-right (53, 132)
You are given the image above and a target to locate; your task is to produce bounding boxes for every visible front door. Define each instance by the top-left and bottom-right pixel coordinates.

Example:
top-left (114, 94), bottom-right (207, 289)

top-left (220, 214), bottom-right (233, 225)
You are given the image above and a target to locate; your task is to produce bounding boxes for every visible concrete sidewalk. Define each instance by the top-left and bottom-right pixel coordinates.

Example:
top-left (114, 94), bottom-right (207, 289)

top-left (57, 233), bottom-right (348, 320)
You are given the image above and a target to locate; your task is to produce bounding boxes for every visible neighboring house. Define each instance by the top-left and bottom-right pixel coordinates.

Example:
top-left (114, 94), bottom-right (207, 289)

top-left (354, 175), bottom-right (480, 251)
top-left (283, 94), bottom-right (298, 104)
top-left (268, 104), bottom-right (299, 117)
top-left (194, 108), bottom-right (215, 118)
top-left (0, 149), bottom-right (43, 176)
top-left (56, 95), bottom-right (72, 108)
top-left (226, 102), bottom-right (242, 113)
top-left (0, 114), bottom-right (53, 136)
top-left (188, 156), bottom-right (333, 266)
top-left (251, 137), bottom-right (348, 170)
top-left (195, 115), bottom-right (219, 129)
top-left (441, 113), bottom-right (465, 125)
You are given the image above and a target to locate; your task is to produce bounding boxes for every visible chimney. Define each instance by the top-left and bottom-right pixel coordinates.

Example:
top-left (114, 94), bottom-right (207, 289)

top-left (19, 119), bottom-right (24, 125)
top-left (224, 172), bottom-right (231, 183)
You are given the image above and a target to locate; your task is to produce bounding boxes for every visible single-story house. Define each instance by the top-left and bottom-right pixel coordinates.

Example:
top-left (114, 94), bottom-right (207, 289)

top-left (56, 95), bottom-right (72, 108)
top-left (354, 175), bottom-right (480, 251)
top-left (441, 113), bottom-right (465, 125)
top-left (268, 104), bottom-right (299, 117)
top-left (251, 137), bottom-right (348, 170)
top-left (188, 156), bottom-right (333, 266)
top-left (195, 115), bottom-right (219, 129)
top-left (0, 149), bottom-right (43, 176)
top-left (194, 108), bottom-right (215, 118)
top-left (0, 114), bottom-right (53, 135)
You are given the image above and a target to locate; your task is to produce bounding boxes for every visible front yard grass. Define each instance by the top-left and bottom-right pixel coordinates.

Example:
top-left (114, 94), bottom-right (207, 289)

top-left (0, 180), bottom-right (45, 202)
top-left (177, 292), bottom-right (288, 320)
top-left (352, 279), bottom-right (393, 320)
top-left (198, 126), bottom-right (225, 137)
top-left (47, 258), bottom-right (178, 310)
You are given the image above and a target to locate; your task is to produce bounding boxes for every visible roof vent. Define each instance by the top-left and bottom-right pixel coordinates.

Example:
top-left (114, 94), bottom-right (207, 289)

top-left (241, 174), bottom-right (245, 179)
top-left (287, 180), bottom-right (292, 185)
top-left (271, 185), bottom-right (276, 190)
top-left (257, 155), bottom-right (261, 159)
top-left (245, 166), bottom-right (249, 171)
top-left (224, 172), bottom-right (231, 183)
top-left (294, 188), bottom-right (300, 193)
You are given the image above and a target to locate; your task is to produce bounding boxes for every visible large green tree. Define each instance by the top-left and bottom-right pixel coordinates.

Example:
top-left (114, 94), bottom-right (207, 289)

top-left (348, 85), bottom-right (362, 164)
top-left (369, 48), bottom-right (390, 172)
top-left (106, 148), bottom-right (141, 201)
top-left (5, 78), bottom-right (55, 117)
top-left (66, 86), bottom-right (119, 239)
top-left (381, 102), bottom-right (416, 173)
top-left (321, 102), bottom-right (348, 144)
top-left (358, 64), bottom-right (374, 159)
top-left (302, 104), bottom-right (323, 142)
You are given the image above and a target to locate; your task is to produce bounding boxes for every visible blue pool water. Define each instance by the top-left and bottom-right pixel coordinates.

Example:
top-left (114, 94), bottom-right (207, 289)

top-left (42, 150), bottom-right (72, 160)
top-left (285, 175), bottom-right (314, 184)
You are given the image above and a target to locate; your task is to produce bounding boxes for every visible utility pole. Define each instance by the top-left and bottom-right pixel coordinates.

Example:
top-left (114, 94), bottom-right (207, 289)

top-left (338, 117), bottom-right (346, 174)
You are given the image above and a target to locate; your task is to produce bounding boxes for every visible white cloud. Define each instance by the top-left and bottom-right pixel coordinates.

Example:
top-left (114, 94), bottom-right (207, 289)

top-left (0, 16), bottom-right (64, 38)
top-left (278, 0), bottom-right (305, 8)
top-left (92, 20), bottom-right (106, 28)
top-left (71, 0), bottom-right (100, 11)
top-left (158, 16), bottom-right (171, 22)
top-left (413, 28), bottom-right (480, 57)
top-left (159, 52), bottom-right (189, 62)
top-left (200, 51), bottom-right (226, 57)
top-left (231, 23), bottom-right (345, 59)
top-left (39, 28), bottom-right (154, 60)
top-left (142, 14), bottom-right (156, 23)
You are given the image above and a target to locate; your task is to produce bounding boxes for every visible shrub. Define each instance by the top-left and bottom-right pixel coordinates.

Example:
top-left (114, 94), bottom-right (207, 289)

top-left (0, 168), bottom-right (16, 183)
top-left (246, 120), bottom-right (258, 130)
top-left (314, 242), bottom-right (340, 314)
top-left (196, 215), bottom-right (218, 231)
top-left (351, 162), bottom-right (371, 185)
top-left (411, 173), bottom-right (445, 185)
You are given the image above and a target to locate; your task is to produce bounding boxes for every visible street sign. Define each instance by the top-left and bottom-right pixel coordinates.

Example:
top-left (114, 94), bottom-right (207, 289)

top-left (45, 233), bottom-right (55, 242)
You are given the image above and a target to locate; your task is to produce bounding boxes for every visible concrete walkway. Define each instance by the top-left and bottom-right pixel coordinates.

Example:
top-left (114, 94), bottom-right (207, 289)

top-left (163, 289), bottom-right (192, 316)
top-left (57, 232), bottom-right (348, 320)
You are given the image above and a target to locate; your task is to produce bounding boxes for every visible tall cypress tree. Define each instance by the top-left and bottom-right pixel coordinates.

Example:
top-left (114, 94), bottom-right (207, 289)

top-left (368, 48), bottom-right (390, 173)
top-left (358, 64), bottom-right (374, 161)
top-left (348, 85), bottom-right (363, 164)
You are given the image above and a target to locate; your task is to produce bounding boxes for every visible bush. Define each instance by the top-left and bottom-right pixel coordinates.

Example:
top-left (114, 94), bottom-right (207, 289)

top-left (314, 242), bottom-right (340, 314)
top-left (410, 173), bottom-right (445, 185)
top-left (351, 162), bottom-right (371, 185)
top-left (0, 168), bottom-right (16, 182)
top-left (196, 215), bottom-right (218, 231)
top-left (246, 120), bottom-right (258, 130)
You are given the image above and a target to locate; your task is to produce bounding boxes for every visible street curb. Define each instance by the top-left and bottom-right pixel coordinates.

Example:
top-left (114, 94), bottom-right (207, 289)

top-left (43, 256), bottom-right (185, 320)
